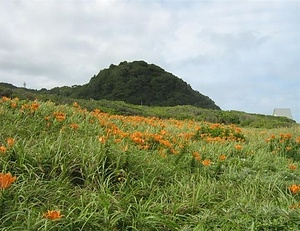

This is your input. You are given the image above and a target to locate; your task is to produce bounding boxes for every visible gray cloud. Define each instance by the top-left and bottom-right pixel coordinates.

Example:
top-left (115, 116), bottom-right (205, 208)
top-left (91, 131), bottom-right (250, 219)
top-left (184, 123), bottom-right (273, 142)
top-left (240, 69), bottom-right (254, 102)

top-left (0, 0), bottom-right (299, 122)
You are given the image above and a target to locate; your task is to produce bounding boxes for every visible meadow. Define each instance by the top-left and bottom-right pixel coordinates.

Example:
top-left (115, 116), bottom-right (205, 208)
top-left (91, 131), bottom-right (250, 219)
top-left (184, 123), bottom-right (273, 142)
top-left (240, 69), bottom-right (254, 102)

top-left (0, 96), bottom-right (299, 230)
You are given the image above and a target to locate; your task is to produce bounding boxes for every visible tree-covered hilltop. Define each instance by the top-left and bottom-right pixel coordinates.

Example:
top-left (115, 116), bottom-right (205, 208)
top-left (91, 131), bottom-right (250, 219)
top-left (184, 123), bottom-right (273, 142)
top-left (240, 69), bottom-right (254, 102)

top-left (1, 61), bottom-right (296, 128)
top-left (70, 61), bottom-right (220, 109)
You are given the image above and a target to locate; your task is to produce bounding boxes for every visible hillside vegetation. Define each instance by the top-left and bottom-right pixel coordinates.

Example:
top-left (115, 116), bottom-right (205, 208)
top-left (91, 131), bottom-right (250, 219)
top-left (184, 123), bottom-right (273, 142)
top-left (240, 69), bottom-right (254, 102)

top-left (0, 97), bottom-right (299, 230)
top-left (42, 61), bottom-right (220, 110)
top-left (0, 82), bottom-right (296, 128)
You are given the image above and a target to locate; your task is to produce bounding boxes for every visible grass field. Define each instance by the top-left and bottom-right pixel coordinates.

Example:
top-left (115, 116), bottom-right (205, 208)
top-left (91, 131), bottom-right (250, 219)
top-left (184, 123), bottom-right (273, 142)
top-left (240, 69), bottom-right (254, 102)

top-left (0, 97), bottom-right (299, 230)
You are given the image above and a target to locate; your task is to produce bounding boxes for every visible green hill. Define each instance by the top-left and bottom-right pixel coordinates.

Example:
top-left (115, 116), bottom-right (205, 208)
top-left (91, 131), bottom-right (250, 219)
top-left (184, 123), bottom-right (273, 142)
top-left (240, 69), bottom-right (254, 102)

top-left (49, 60), bottom-right (220, 110)
top-left (0, 60), bottom-right (297, 128)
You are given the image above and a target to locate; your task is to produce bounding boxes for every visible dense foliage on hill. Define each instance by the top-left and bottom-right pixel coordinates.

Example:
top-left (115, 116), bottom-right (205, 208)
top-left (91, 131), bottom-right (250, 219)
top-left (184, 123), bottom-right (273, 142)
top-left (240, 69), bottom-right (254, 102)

top-left (0, 60), bottom-right (297, 128)
top-left (48, 61), bottom-right (220, 109)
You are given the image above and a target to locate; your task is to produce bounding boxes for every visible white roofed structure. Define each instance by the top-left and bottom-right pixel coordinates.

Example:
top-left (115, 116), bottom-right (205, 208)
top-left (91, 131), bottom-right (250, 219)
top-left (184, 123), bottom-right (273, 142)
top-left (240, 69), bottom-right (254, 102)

top-left (273, 108), bottom-right (293, 120)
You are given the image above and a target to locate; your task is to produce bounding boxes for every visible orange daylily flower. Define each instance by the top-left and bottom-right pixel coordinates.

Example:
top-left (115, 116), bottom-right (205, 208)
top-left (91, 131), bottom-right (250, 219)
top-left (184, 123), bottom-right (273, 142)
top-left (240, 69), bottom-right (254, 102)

top-left (98, 136), bottom-right (107, 144)
top-left (73, 102), bottom-right (79, 108)
top-left (70, 123), bottom-right (79, 129)
top-left (43, 210), bottom-right (63, 220)
top-left (31, 102), bottom-right (39, 111)
top-left (158, 139), bottom-right (172, 148)
top-left (53, 112), bottom-right (66, 122)
top-left (0, 145), bottom-right (7, 153)
top-left (286, 146), bottom-right (292, 151)
top-left (289, 203), bottom-right (300, 209)
top-left (235, 144), bottom-right (242, 151)
top-left (192, 151), bottom-right (201, 161)
top-left (288, 164), bottom-right (297, 171)
top-left (11, 102), bottom-right (17, 108)
top-left (289, 184), bottom-right (300, 194)
top-left (209, 123), bottom-right (221, 129)
top-left (1, 96), bottom-right (10, 102)
top-left (202, 159), bottom-right (211, 166)
top-left (0, 172), bottom-right (17, 189)
top-left (284, 133), bottom-right (292, 139)
top-left (219, 154), bottom-right (226, 161)
top-left (6, 137), bottom-right (15, 147)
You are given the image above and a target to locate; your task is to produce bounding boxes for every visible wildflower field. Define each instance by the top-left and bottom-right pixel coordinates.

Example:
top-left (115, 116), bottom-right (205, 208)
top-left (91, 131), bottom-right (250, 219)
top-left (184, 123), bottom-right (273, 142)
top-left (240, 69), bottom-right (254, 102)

top-left (0, 97), bottom-right (299, 230)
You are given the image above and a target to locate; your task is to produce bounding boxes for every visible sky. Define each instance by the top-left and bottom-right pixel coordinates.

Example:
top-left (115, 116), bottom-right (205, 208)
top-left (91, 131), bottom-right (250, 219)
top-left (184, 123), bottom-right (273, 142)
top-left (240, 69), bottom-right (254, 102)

top-left (0, 0), bottom-right (299, 122)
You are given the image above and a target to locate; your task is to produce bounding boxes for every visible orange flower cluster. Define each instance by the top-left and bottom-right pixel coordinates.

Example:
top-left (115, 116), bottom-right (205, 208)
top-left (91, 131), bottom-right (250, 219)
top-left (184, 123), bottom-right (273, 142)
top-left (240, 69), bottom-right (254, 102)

top-left (192, 151), bottom-right (201, 161)
top-left (235, 144), bottom-right (243, 151)
top-left (43, 210), bottom-right (63, 220)
top-left (266, 133), bottom-right (298, 155)
top-left (92, 111), bottom-right (181, 154)
top-left (53, 112), bottom-right (66, 122)
top-left (88, 107), bottom-right (248, 159)
top-left (11, 102), bottom-right (17, 108)
top-left (280, 133), bottom-right (292, 140)
top-left (130, 132), bottom-right (146, 146)
top-left (195, 123), bottom-right (245, 143)
top-left (98, 136), bottom-right (107, 144)
top-left (289, 184), bottom-right (300, 194)
top-left (267, 133), bottom-right (295, 144)
top-left (219, 154), bottom-right (226, 161)
top-left (0, 145), bottom-right (7, 153)
top-left (204, 136), bottom-right (226, 143)
top-left (288, 164), bottom-right (297, 171)
top-left (6, 137), bottom-right (15, 146)
top-left (0, 172), bottom-right (17, 189)
top-left (73, 101), bottom-right (80, 108)
top-left (210, 123), bottom-right (221, 129)
top-left (286, 146), bottom-right (292, 151)
top-left (0, 137), bottom-right (15, 154)
top-left (192, 153), bottom-right (226, 165)
top-left (31, 102), bottom-right (39, 111)
top-left (290, 203), bottom-right (300, 209)
top-left (202, 159), bottom-right (212, 166)
top-left (178, 132), bottom-right (193, 140)
top-left (70, 123), bottom-right (79, 130)
top-left (19, 101), bottom-right (40, 113)
top-left (1, 96), bottom-right (11, 102)
top-left (1, 97), bottom-right (19, 108)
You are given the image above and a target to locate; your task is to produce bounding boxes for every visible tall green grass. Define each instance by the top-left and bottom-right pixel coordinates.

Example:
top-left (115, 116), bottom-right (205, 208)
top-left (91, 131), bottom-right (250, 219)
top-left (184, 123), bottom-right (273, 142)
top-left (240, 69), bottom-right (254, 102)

top-left (0, 97), bottom-right (299, 230)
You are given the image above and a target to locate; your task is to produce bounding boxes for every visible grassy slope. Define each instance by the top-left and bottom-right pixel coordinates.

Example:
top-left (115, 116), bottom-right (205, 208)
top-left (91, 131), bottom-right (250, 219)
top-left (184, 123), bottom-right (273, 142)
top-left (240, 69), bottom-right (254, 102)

top-left (0, 97), bottom-right (300, 230)
top-left (37, 95), bottom-right (296, 129)
top-left (0, 83), bottom-right (296, 128)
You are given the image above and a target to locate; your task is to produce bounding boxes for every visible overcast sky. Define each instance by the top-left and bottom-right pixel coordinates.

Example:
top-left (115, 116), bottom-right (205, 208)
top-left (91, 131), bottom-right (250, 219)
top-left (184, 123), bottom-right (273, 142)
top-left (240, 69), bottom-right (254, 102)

top-left (1, 0), bottom-right (299, 122)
